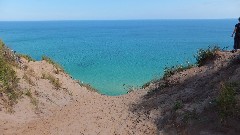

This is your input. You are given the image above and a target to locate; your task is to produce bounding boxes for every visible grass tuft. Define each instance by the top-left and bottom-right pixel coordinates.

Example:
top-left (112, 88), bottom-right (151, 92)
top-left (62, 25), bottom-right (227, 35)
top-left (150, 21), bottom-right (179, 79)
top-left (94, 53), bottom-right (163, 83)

top-left (23, 73), bottom-right (35, 86)
top-left (195, 46), bottom-right (220, 67)
top-left (17, 54), bottom-right (35, 62)
top-left (42, 73), bottom-right (61, 89)
top-left (163, 63), bottom-right (194, 79)
top-left (25, 89), bottom-right (38, 108)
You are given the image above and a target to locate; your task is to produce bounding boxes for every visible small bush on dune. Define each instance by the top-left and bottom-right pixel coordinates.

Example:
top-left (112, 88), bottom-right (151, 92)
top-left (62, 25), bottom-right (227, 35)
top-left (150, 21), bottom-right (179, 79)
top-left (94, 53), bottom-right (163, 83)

top-left (195, 46), bottom-right (221, 67)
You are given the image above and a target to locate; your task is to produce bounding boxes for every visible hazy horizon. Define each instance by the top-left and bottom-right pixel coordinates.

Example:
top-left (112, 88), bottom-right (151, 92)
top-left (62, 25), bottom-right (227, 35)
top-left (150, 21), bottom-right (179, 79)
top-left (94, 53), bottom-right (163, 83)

top-left (0, 0), bottom-right (239, 21)
top-left (0, 18), bottom-right (237, 22)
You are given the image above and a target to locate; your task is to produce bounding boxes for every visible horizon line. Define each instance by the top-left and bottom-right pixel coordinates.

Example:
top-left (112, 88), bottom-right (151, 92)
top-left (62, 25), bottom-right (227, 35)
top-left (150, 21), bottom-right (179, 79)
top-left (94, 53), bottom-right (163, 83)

top-left (0, 18), bottom-right (236, 22)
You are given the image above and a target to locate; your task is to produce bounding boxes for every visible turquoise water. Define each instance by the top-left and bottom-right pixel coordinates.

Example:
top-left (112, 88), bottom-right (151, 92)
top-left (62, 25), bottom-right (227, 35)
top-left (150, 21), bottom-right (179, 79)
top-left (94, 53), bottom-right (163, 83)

top-left (0, 20), bottom-right (235, 95)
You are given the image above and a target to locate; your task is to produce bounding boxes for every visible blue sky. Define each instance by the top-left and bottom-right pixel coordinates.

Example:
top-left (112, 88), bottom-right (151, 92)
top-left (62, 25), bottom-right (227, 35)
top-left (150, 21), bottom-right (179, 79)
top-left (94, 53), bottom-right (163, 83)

top-left (0, 0), bottom-right (239, 21)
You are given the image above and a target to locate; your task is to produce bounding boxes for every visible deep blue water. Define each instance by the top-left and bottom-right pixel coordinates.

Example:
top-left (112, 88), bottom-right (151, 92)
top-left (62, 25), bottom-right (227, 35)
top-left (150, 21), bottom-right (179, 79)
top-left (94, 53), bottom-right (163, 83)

top-left (0, 20), bottom-right (236, 95)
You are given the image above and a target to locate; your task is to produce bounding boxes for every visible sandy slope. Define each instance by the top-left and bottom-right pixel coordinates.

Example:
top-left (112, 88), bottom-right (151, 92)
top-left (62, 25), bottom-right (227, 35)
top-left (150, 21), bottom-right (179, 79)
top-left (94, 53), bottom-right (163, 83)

top-left (1, 50), bottom-right (240, 135)
top-left (18, 93), bottom-right (157, 135)
top-left (0, 57), bottom-right (157, 135)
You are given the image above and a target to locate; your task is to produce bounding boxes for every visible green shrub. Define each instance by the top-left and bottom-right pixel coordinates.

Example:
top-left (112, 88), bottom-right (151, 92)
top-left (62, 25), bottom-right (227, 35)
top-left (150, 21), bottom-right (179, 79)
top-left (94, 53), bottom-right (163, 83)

top-left (195, 46), bottom-right (220, 66)
top-left (163, 63), bottom-right (194, 79)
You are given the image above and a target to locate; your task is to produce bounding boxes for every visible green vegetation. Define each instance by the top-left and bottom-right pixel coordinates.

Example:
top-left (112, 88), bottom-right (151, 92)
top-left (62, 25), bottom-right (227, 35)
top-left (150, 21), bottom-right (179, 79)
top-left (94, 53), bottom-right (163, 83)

top-left (0, 40), bottom-right (21, 110)
top-left (0, 40), bottom-right (18, 66)
top-left (145, 46), bottom-right (221, 90)
top-left (42, 73), bottom-right (61, 89)
top-left (17, 54), bottom-right (35, 62)
top-left (195, 46), bottom-right (220, 67)
top-left (42, 56), bottom-right (64, 73)
top-left (216, 82), bottom-right (238, 119)
top-left (145, 46), bottom-right (222, 97)
top-left (143, 62), bottom-right (194, 89)
top-left (163, 63), bottom-right (194, 79)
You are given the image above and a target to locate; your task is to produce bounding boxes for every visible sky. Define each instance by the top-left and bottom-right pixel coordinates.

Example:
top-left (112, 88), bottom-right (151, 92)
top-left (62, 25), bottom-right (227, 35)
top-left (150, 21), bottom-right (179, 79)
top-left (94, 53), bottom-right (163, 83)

top-left (0, 0), bottom-right (239, 21)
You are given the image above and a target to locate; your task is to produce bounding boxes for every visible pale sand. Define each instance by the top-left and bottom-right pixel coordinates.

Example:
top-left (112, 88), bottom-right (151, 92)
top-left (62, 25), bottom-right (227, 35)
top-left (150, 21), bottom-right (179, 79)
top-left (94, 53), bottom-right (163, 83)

top-left (0, 58), bottom-right (157, 135)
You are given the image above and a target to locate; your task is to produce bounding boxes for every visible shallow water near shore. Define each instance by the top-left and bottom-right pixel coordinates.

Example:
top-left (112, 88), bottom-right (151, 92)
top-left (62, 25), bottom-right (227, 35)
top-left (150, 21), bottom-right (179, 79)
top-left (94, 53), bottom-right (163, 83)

top-left (0, 20), bottom-right (235, 95)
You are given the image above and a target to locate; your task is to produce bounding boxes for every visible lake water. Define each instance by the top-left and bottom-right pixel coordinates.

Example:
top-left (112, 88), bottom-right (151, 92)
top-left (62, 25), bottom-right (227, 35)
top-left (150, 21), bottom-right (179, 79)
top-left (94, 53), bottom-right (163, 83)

top-left (0, 20), bottom-right (235, 95)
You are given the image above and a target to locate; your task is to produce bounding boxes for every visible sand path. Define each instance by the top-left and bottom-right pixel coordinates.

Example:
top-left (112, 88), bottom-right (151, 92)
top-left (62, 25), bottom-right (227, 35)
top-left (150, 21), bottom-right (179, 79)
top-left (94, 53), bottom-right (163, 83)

top-left (0, 58), bottom-right (157, 135)
top-left (17, 91), bottom-right (157, 135)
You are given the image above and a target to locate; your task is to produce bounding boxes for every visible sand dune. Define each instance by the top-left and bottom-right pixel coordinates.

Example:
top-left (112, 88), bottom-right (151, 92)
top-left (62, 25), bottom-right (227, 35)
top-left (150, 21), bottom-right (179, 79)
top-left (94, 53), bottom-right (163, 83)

top-left (0, 56), bottom-right (157, 135)
top-left (1, 48), bottom-right (240, 135)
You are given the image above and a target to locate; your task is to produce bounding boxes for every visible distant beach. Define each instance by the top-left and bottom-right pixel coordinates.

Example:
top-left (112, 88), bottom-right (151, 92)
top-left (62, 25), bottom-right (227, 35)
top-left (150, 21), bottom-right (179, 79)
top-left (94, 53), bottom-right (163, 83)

top-left (0, 19), bottom-right (235, 95)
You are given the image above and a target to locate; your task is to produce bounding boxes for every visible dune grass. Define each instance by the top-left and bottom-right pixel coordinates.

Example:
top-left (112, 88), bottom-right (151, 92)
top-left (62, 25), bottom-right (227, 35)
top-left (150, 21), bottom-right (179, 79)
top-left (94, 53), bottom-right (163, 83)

top-left (42, 73), bottom-right (61, 89)
top-left (0, 40), bottom-right (21, 111)
top-left (17, 54), bottom-right (35, 62)
top-left (163, 63), bottom-right (194, 79)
